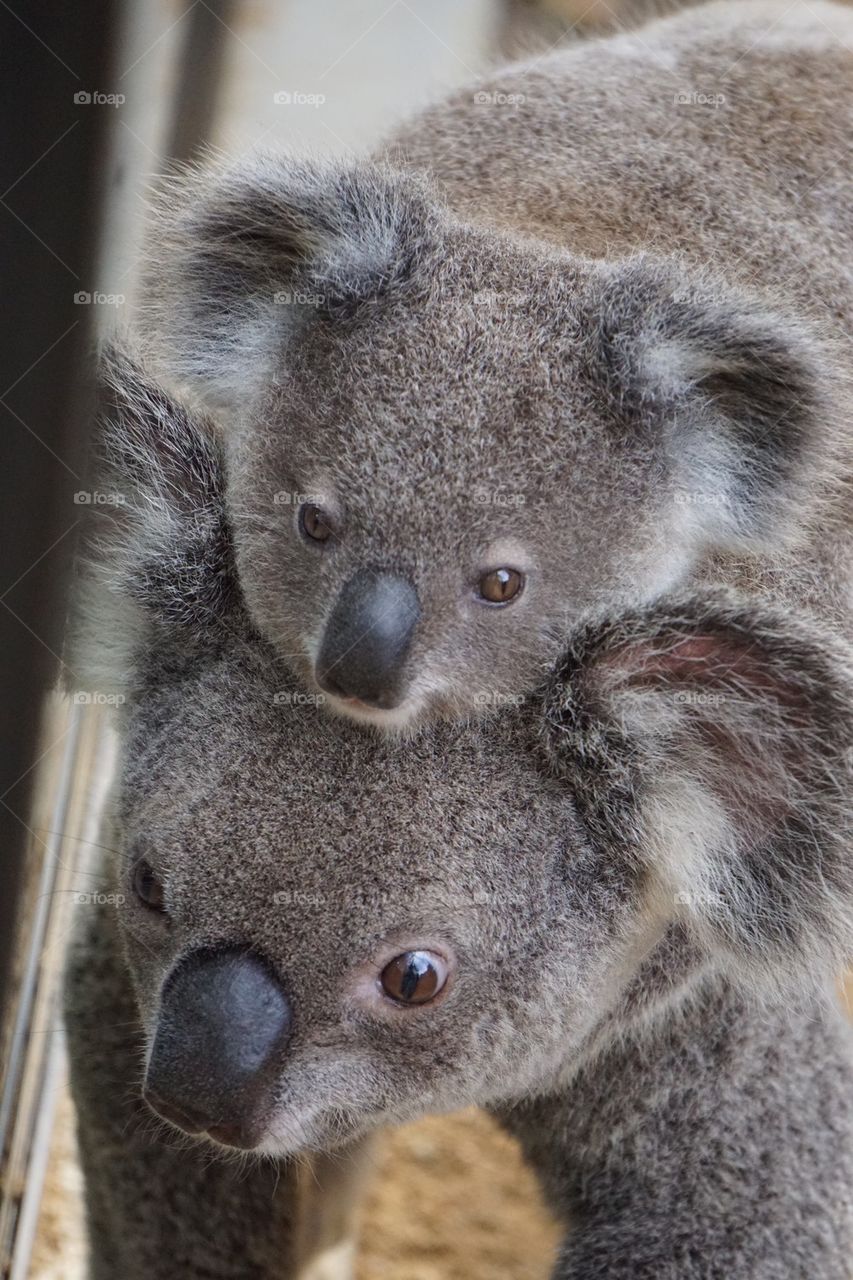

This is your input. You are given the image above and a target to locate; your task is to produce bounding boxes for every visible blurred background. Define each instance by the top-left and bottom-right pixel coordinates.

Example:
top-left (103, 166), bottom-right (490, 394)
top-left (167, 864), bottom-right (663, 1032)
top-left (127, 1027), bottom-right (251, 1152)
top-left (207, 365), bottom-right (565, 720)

top-left (0, 1), bottom-right (733, 1277)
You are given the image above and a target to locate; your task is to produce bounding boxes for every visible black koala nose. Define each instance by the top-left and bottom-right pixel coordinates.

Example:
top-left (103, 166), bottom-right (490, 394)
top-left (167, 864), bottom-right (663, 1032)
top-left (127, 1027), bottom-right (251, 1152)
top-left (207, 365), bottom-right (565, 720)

top-left (143, 946), bottom-right (291, 1150)
top-left (316, 569), bottom-right (420, 709)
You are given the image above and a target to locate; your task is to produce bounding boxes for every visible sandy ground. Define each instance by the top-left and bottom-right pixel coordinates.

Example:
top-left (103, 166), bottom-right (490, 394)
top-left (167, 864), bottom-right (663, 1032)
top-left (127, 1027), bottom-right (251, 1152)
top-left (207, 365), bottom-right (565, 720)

top-left (355, 1110), bottom-right (559, 1279)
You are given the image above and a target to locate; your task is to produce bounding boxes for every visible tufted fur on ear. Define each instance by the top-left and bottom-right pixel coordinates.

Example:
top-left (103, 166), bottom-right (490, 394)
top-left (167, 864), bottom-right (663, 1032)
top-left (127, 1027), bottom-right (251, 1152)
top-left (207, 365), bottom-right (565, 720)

top-left (138, 153), bottom-right (442, 411)
top-left (582, 258), bottom-right (845, 556)
top-left (69, 343), bottom-right (238, 695)
top-left (539, 592), bottom-right (853, 994)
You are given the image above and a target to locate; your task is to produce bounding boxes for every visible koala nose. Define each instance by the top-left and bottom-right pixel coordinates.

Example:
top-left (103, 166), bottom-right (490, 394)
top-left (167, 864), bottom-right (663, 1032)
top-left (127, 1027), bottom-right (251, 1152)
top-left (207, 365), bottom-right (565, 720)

top-left (316, 568), bottom-right (420, 708)
top-left (143, 946), bottom-right (291, 1150)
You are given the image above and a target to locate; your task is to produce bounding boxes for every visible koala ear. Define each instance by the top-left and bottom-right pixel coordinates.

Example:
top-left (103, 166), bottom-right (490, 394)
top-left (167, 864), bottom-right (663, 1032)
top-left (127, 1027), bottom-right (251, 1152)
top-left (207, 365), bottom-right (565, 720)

top-left (540, 594), bottom-right (853, 993)
top-left (589, 260), bottom-right (841, 554)
top-left (138, 154), bottom-right (440, 411)
top-left (70, 343), bottom-right (237, 692)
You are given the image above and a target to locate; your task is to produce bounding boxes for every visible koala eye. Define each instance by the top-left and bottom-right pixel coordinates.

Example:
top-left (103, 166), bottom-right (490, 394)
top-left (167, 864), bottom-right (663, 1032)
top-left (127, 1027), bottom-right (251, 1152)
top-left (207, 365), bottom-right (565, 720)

top-left (299, 503), bottom-right (335, 544)
top-left (477, 567), bottom-right (524, 605)
top-left (380, 951), bottom-right (448, 1006)
top-left (132, 859), bottom-right (166, 913)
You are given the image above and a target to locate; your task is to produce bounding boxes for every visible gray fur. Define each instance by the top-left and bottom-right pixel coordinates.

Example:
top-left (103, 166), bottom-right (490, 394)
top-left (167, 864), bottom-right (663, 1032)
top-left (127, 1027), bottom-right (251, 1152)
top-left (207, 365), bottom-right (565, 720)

top-left (136, 0), bottom-right (853, 731)
top-left (66, 356), bottom-right (853, 1277)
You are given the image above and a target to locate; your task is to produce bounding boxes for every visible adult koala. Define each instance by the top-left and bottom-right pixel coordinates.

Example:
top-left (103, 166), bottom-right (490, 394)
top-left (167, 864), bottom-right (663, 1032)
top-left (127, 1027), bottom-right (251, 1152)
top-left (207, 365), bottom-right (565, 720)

top-left (65, 353), bottom-right (853, 1278)
top-left (137, 0), bottom-right (853, 731)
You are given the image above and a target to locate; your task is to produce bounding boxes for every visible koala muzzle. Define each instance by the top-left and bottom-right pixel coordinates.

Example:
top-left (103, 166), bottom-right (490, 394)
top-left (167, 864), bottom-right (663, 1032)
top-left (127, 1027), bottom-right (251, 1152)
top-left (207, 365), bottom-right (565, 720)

top-left (143, 946), bottom-right (291, 1150)
top-left (316, 568), bottom-right (420, 708)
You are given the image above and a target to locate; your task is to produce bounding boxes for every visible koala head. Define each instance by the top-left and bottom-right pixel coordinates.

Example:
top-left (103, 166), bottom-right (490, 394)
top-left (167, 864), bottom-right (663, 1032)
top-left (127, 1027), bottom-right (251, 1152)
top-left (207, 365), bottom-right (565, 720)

top-left (137, 155), bottom-right (835, 732)
top-left (76, 352), bottom-right (852, 1157)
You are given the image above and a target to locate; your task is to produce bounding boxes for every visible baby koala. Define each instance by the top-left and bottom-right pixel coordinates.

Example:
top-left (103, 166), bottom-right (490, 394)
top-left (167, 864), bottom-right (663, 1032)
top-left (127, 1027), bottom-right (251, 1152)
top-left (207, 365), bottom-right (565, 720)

top-left (137, 0), bottom-right (853, 732)
top-left (66, 354), bottom-right (853, 1279)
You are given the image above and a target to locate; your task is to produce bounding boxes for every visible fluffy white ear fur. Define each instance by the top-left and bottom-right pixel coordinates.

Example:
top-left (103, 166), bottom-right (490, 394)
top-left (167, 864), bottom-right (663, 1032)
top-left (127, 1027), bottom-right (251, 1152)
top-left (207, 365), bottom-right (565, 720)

top-left (540, 593), bottom-right (853, 995)
top-left (137, 153), bottom-right (440, 411)
top-left (68, 343), bottom-right (233, 699)
top-left (588, 257), bottom-right (844, 556)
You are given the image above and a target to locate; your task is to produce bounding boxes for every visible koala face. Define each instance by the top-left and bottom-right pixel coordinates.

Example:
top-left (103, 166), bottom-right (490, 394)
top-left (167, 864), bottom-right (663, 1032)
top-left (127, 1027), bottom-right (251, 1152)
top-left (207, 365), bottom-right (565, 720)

top-left (116, 648), bottom-right (651, 1156)
top-left (227, 243), bottom-right (687, 733)
top-left (80, 351), bottom-right (852, 1157)
top-left (139, 157), bottom-right (829, 731)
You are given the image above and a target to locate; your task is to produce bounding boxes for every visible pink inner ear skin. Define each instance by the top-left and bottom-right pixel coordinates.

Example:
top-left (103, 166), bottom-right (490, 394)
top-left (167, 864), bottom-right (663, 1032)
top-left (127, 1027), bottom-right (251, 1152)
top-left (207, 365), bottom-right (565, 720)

top-left (592, 626), bottom-right (827, 840)
top-left (604, 631), bottom-right (807, 714)
top-left (596, 634), bottom-right (737, 691)
top-left (642, 637), bottom-right (738, 691)
top-left (659, 636), bottom-right (720, 663)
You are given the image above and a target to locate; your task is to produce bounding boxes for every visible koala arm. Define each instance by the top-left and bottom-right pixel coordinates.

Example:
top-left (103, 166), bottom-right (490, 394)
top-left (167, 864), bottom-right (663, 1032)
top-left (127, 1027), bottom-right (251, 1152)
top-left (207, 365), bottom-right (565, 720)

top-left (63, 850), bottom-right (363, 1280)
top-left (497, 973), bottom-right (853, 1280)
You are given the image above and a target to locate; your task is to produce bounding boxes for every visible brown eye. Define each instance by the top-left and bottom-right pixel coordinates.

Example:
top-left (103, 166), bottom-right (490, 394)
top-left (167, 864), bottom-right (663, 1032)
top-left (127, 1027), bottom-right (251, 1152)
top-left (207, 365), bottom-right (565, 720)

top-left (299, 503), bottom-right (334, 544)
top-left (380, 951), bottom-right (448, 1006)
top-left (478, 567), bottom-right (524, 605)
top-left (132, 859), bottom-right (166, 913)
